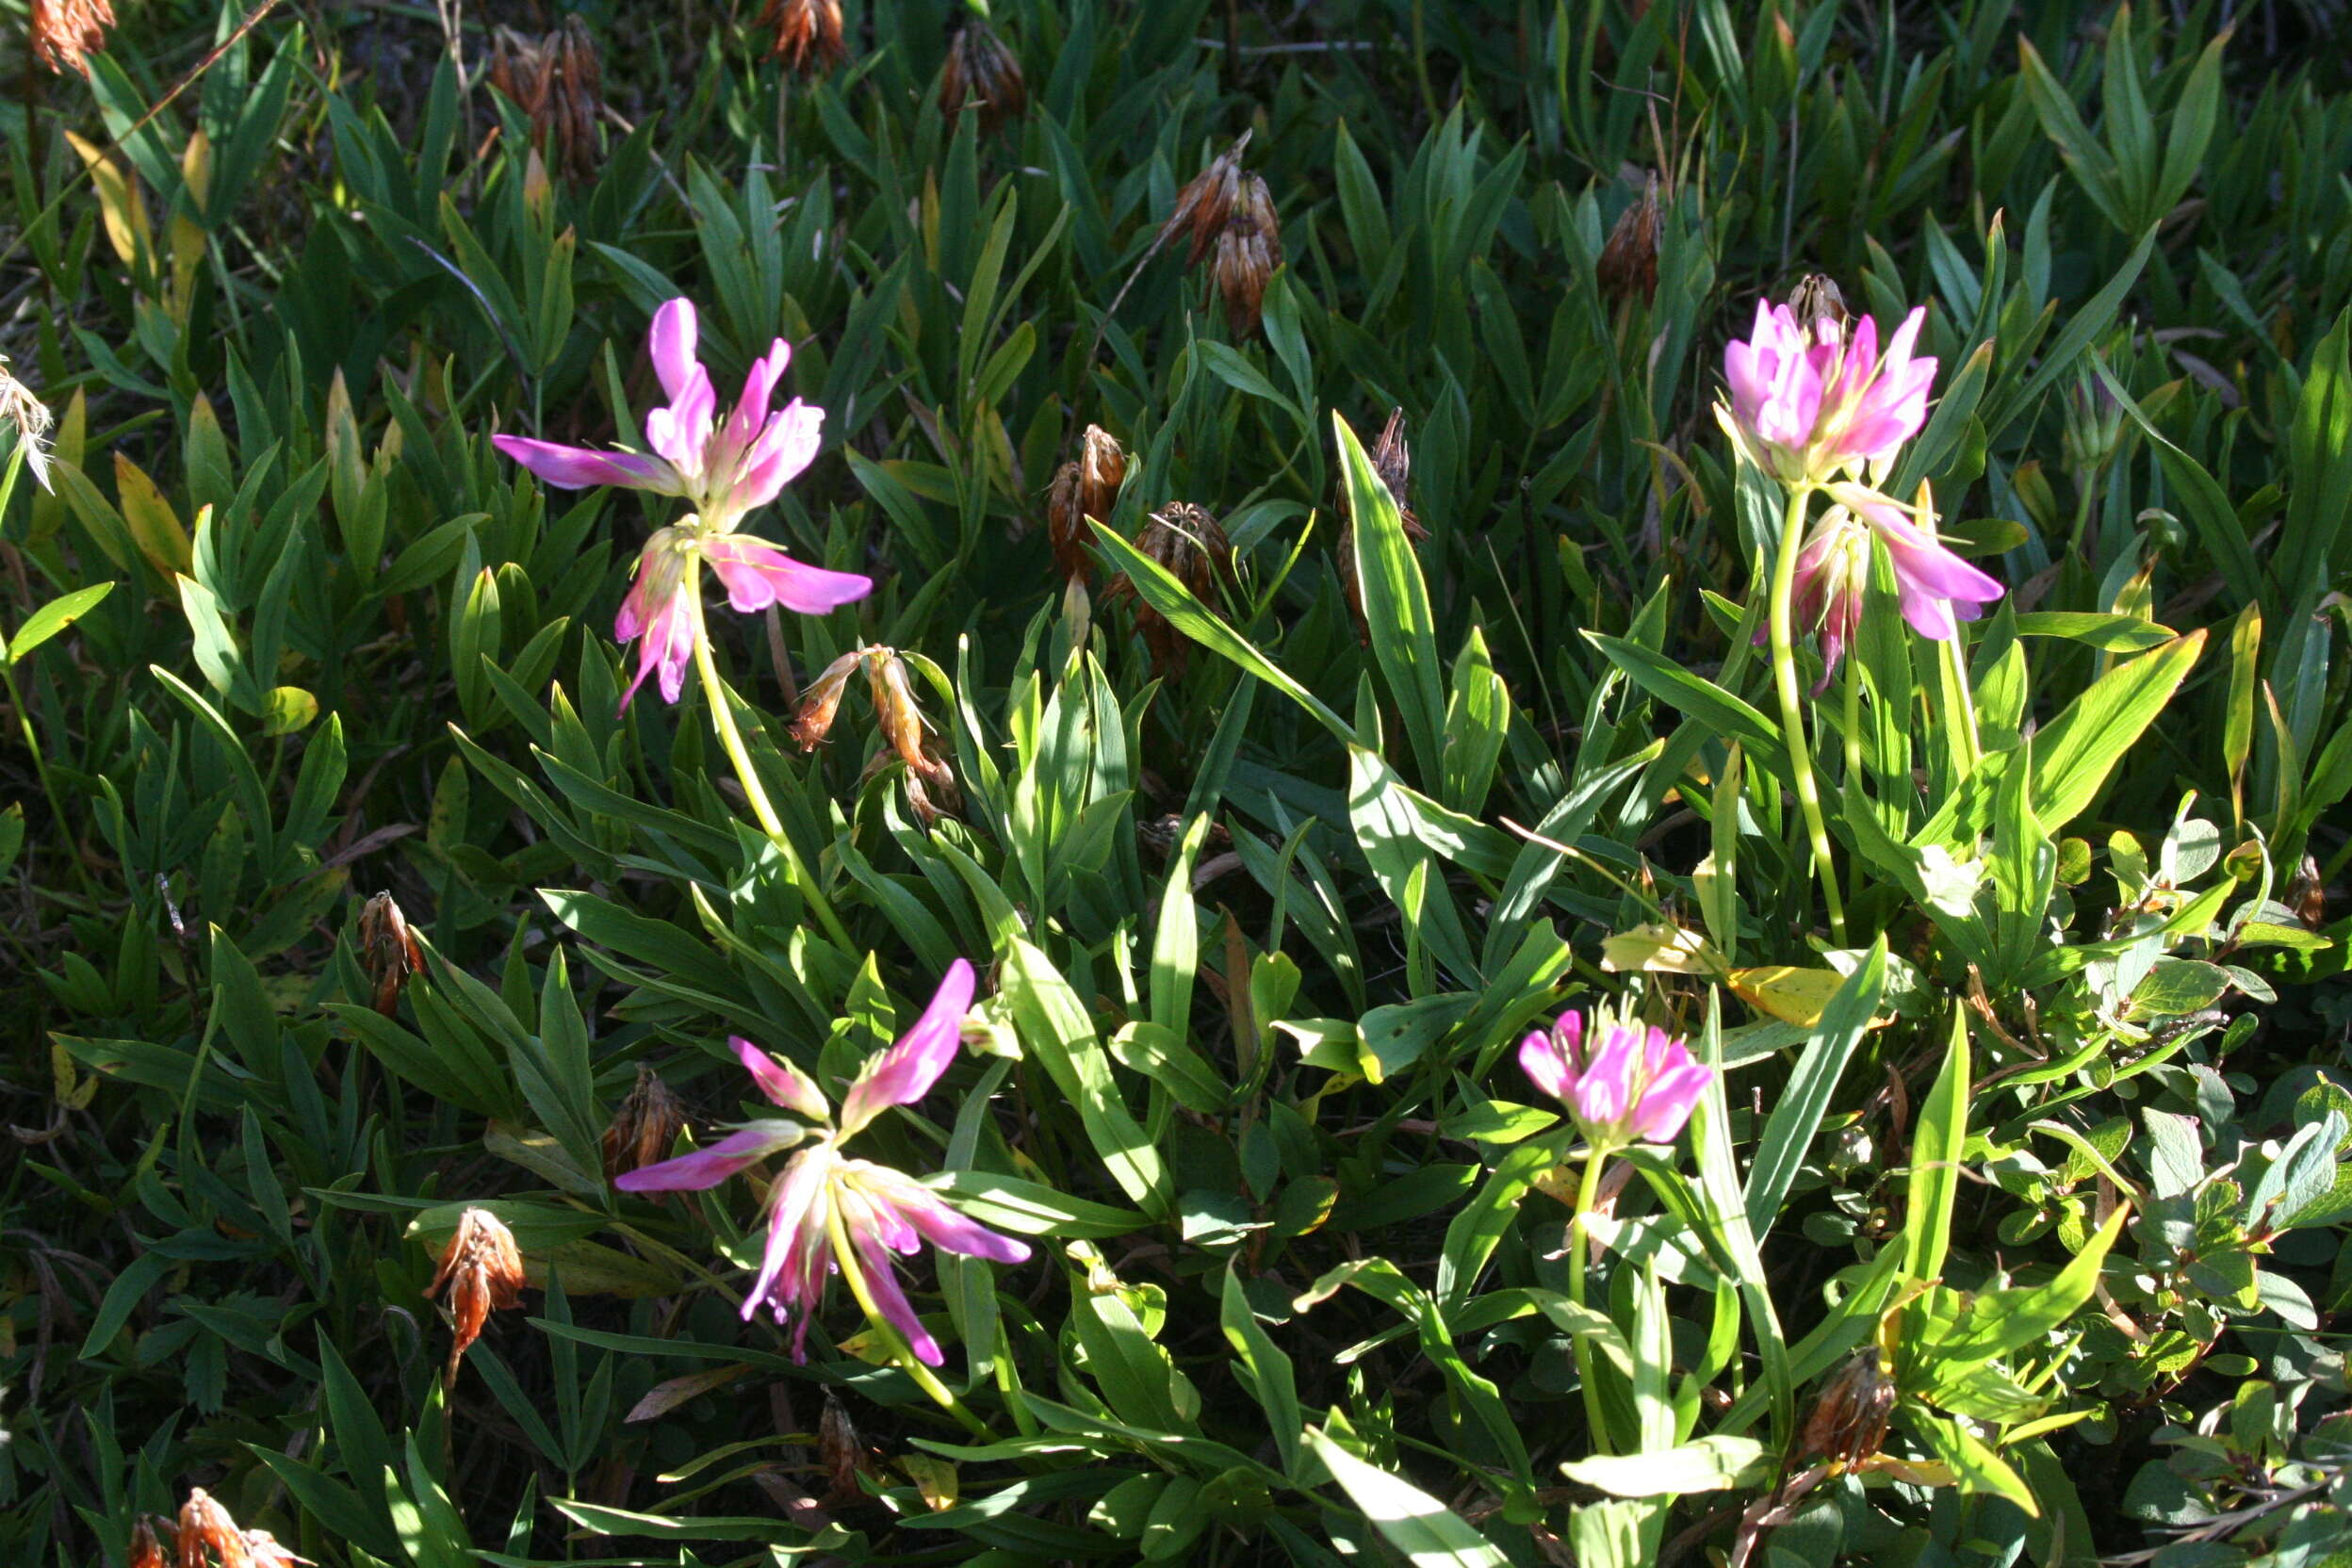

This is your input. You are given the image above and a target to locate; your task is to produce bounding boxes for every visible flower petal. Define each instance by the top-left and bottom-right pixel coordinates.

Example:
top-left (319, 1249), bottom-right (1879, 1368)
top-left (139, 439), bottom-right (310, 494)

top-left (837, 959), bottom-right (976, 1136)
top-left (858, 1166), bottom-right (1033, 1264)
top-left (848, 1225), bottom-right (941, 1364)
top-left (613, 1123), bottom-right (800, 1191)
top-left (648, 299), bottom-right (701, 403)
top-left (743, 1145), bottom-right (832, 1329)
top-left (645, 367), bottom-right (716, 475)
top-left (734, 1037), bottom-right (830, 1121)
top-left (700, 535), bottom-right (873, 615)
top-left (727, 400), bottom-right (826, 514)
top-left (493, 434), bottom-right (674, 492)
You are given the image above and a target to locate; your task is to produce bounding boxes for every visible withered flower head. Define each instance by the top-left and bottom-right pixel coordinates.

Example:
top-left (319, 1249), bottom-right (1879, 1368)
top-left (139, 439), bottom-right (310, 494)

top-left (1046, 424), bottom-right (1127, 583)
top-left (816, 1391), bottom-right (882, 1506)
top-left (939, 24), bottom-right (1026, 136)
top-left (1596, 172), bottom-right (1661, 307)
top-left (356, 892), bottom-right (425, 1019)
top-left (1793, 1348), bottom-right (1896, 1472)
top-left (867, 650), bottom-right (958, 800)
top-left (241, 1533), bottom-right (312, 1568)
top-left (129, 1518), bottom-right (169, 1568)
top-left (486, 19), bottom-right (606, 185)
top-left (758, 0), bottom-right (846, 78)
top-left (1786, 273), bottom-right (1848, 334)
top-left (789, 649), bottom-right (866, 750)
top-left (1104, 503), bottom-right (1233, 678)
top-left (602, 1065), bottom-right (687, 1183)
top-left (1211, 173), bottom-right (1282, 338)
top-left (30, 0), bottom-right (114, 76)
top-left (0, 353), bottom-right (56, 493)
top-left (177, 1491), bottom-right (252, 1568)
top-left (425, 1207), bottom-right (527, 1382)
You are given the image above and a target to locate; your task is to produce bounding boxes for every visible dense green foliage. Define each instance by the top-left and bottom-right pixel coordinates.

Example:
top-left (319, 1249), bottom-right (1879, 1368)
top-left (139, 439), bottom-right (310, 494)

top-left (4, 1), bottom-right (2351, 1564)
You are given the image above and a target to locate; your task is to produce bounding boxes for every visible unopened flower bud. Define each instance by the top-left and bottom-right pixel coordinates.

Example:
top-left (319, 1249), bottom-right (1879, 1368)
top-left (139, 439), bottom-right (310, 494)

top-left (1046, 425), bottom-right (1127, 583)
top-left (758, 0), bottom-right (845, 77)
top-left (2061, 365), bottom-right (2125, 478)
top-left (425, 1208), bottom-right (528, 1382)
top-left (356, 892), bottom-right (425, 1019)
top-left (939, 24), bottom-right (1025, 136)
top-left (603, 1065), bottom-right (688, 1183)
top-left (177, 1491), bottom-right (250, 1568)
top-left (788, 650), bottom-right (866, 750)
top-left (1596, 172), bottom-right (1660, 307)
top-left (1212, 174), bottom-right (1282, 338)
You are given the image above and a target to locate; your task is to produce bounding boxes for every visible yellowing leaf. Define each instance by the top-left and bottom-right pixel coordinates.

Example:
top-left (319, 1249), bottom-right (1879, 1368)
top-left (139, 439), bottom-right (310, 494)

top-left (112, 452), bottom-right (189, 575)
top-left (1728, 965), bottom-right (1850, 1027)
top-left (52, 1039), bottom-right (98, 1111)
top-left (1601, 921), bottom-right (1723, 976)
top-left (263, 685), bottom-right (318, 735)
top-left (899, 1455), bottom-right (958, 1511)
top-left (63, 131), bottom-right (151, 271)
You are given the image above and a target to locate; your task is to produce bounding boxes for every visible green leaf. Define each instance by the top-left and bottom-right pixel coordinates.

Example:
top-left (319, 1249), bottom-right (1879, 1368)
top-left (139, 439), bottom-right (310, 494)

top-left (1305, 1429), bottom-right (1509, 1568)
top-left (1338, 412), bottom-right (1445, 785)
top-left (2029, 631), bottom-right (2205, 828)
top-left (1556, 1436), bottom-right (1770, 1497)
top-left (1902, 1006), bottom-right (1970, 1283)
top-left (1744, 939), bottom-right (1886, 1237)
top-left (7, 580), bottom-right (113, 661)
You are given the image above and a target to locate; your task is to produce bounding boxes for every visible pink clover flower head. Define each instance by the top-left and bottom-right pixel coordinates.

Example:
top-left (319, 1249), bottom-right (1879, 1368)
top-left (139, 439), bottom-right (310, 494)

top-left (1756, 483), bottom-right (2005, 686)
top-left (1720, 300), bottom-right (1937, 486)
top-left (611, 960), bottom-right (1028, 1364)
top-left (492, 298), bottom-right (830, 532)
top-left (613, 528), bottom-right (696, 708)
top-left (1518, 1006), bottom-right (1713, 1147)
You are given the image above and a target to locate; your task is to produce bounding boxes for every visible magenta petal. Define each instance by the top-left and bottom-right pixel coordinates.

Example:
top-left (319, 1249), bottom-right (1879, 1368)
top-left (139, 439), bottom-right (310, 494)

top-left (649, 298), bottom-right (701, 403)
top-left (837, 960), bottom-right (976, 1136)
top-left (728, 400), bottom-right (826, 512)
top-left (1628, 1059), bottom-right (1712, 1142)
top-left (727, 339), bottom-right (793, 449)
top-left (645, 367), bottom-right (716, 473)
top-left (850, 1226), bottom-right (941, 1364)
top-left (902, 1193), bottom-right (1031, 1264)
top-left (743, 1149), bottom-right (831, 1325)
top-left (615, 1125), bottom-right (795, 1191)
top-left (493, 434), bottom-right (673, 492)
top-left (1574, 1023), bottom-right (1638, 1129)
top-left (735, 1037), bottom-right (830, 1120)
top-left (1519, 1030), bottom-right (1571, 1104)
top-left (700, 536), bottom-right (873, 616)
top-left (619, 575), bottom-right (697, 710)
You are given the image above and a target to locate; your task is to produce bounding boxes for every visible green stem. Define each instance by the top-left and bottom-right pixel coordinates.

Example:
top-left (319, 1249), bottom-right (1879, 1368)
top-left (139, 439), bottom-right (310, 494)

top-left (1765, 483), bottom-right (1847, 943)
top-left (683, 561), bottom-right (856, 953)
top-left (825, 1203), bottom-right (991, 1438)
top-left (1566, 1140), bottom-right (1616, 1454)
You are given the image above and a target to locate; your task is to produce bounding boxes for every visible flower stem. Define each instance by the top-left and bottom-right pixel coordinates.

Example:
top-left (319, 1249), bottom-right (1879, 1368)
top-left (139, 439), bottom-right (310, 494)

top-left (1567, 1140), bottom-right (1616, 1455)
top-left (825, 1206), bottom-right (992, 1438)
top-left (1765, 483), bottom-right (1848, 943)
top-left (683, 563), bottom-right (856, 953)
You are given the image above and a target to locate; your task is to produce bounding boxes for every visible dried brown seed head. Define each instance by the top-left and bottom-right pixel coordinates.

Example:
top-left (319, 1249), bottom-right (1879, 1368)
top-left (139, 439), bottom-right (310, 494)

top-left (1793, 1348), bottom-right (1896, 1472)
top-left (866, 651), bottom-right (956, 799)
top-left (425, 1208), bottom-right (527, 1381)
top-left (602, 1065), bottom-right (687, 1183)
top-left (129, 1518), bottom-right (169, 1568)
top-left (177, 1491), bottom-right (252, 1568)
top-left (1106, 503), bottom-right (1233, 678)
top-left (1596, 172), bottom-right (1661, 306)
top-left (1335, 409), bottom-right (1427, 635)
top-left (1046, 425), bottom-right (1127, 582)
top-left (1211, 174), bottom-right (1282, 337)
top-left (356, 893), bottom-right (426, 1019)
top-left (29, 0), bottom-right (114, 75)
top-left (939, 24), bottom-right (1026, 136)
top-left (1158, 132), bottom-right (1252, 268)
top-left (487, 21), bottom-right (606, 185)
top-left (758, 0), bottom-right (846, 78)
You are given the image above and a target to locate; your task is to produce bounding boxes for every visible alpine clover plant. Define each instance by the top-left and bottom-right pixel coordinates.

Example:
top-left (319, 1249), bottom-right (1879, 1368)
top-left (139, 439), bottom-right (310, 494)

top-left (7, 5), bottom-right (2351, 1568)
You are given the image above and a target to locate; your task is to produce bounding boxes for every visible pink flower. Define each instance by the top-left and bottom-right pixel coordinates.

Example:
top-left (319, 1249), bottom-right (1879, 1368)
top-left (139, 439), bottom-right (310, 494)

top-left (613, 960), bottom-right (1030, 1364)
top-left (1720, 300), bottom-right (1937, 486)
top-left (494, 298), bottom-right (828, 530)
top-left (1519, 1008), bottom-right (1713, 1147)
top-left (492, 298), bottom-right (873, 707)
